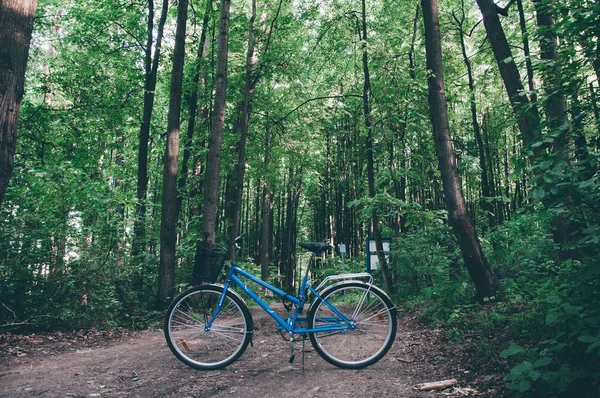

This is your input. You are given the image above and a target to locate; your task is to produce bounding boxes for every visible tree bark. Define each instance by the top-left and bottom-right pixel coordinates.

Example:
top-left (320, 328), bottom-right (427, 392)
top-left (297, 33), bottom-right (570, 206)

top-left (359, 0), bottom-right (393, 295)
top-left (132, 0), bottom-right (169, 257)
top-left (0, 0), bottom-right (39, 206)
top-left (157, 0), bottom-right (188, 306)
top-left (590, 83), bottom-right (600, 149)
top-left (228, 0), bottom-right (258, 254)
top-left (534, 0), bottom-right (568, 155)
top-left (259, 117), bottom-right (274, 281)
top-left (195, 0), bottom-right (232, 283)
top-left (533, 0), bottom-right (574, 251)
top-left (176, 0), bottom-right (212, 219)
top-left (594, 16), bottom-right (600, 85)
top-left (422, 0), bottom-right (502, 302)
top-left (516, 0), bottom-right (537, 103)
top-left (452, 4), bottom-right (494, 227)
top-left (281, 166), bottom-right (302, 293)
top-left (476, 0), bottom-right (540, 157)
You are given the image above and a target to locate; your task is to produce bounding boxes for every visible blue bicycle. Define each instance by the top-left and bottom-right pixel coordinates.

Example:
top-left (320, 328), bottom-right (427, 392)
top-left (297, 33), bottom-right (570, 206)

top-left (164, 235), bottom-right (397, 370)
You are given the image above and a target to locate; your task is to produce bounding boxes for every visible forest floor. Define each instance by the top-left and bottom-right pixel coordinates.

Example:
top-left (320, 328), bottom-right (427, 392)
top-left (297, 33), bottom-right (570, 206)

top-left (0, 306), bottom-right (507, 397)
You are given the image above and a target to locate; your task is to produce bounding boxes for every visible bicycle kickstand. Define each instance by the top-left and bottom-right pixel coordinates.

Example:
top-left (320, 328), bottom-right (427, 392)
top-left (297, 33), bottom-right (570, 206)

top-left (287, 332), bottom-right (306, 375)
top-left (288, 332), bottom-right (295, 364)
top-left (301, 335), bottom-right (306, 375)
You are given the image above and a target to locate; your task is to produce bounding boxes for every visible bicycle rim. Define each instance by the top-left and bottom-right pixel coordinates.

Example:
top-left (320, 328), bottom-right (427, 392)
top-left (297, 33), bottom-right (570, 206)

top-left (308, 282), bottom-right (396, 369)
top-left (165, 286), bottom-right (251, 370)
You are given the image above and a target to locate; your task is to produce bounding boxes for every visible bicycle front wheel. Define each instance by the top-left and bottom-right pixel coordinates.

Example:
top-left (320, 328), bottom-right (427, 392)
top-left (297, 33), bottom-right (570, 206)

top-left (307, 282), bottom-right (397, 369)
top-left (164, 285), bottom-right (253, 370)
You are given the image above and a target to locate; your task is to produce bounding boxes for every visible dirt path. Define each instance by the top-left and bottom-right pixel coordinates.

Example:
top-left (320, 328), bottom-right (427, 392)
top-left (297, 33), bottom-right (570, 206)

top-left (0, 308), bottom-right (489, 397)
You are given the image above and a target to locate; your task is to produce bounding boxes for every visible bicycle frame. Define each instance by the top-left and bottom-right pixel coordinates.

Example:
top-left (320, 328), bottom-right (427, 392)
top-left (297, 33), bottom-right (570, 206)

top-left (206, 262), bottom-right (359, 335)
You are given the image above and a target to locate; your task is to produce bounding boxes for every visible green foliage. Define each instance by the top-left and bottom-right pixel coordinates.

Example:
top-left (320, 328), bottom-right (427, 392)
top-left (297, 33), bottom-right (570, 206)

top-left (3, 5), bottom-right (600, 398)
top-left (311, 256), bottom-right (365, 283)
top-left (397, 211), bottom-right (600, 396)
top-left (393, 225), bottom-right (461, 298)
top-left (488, 214), bottom-right (600, 395)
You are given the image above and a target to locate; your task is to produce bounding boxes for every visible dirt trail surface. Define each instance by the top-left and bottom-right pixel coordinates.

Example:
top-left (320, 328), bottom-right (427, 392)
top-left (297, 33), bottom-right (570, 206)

top-left (0, 307), bottom-right (499, 397)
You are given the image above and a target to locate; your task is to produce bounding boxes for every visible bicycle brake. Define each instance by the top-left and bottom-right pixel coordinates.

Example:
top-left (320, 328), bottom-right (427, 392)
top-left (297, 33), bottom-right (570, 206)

top-left (283, 299), bottom-right (292, 313)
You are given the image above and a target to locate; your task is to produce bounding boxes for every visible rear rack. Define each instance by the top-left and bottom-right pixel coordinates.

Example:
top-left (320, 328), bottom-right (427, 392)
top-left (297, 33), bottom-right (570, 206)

top-left (314, 272), bottom-right (373, 293)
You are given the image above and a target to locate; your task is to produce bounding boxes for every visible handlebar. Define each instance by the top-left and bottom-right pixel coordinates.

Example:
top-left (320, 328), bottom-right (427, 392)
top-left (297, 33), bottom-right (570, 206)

top-left (234, 233), bottom-right (247, 244)
top-left (232, 233), bottom-right (247, 262)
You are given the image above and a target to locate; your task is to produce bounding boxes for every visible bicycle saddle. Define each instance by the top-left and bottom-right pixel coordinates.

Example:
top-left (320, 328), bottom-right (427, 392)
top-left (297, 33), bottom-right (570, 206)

top-left (299, 242), bottom-right (332, 255)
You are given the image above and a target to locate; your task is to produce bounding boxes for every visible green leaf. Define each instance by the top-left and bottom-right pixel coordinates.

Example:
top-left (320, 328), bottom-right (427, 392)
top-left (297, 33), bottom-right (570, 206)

top-left (545, 295), bottom-right (561, 304)
top-left (533, 357), bottom-right (552, 368)
top-left (517, 378), bottom-right (532, 392)
top-left (500, 343), bottom-right (526, 358)
top-left (546, 312), bottom-right (559, 325)
top-left (529, 370), bottom-right (542, 381)
top-left (562, 304), bottom-right (580, 315)
top-left (586, 342), bottom-right (600, 354)
top-left (577, 335), bottom-right (597, 344)
top-left (512, 361), bottom-right (533, 375)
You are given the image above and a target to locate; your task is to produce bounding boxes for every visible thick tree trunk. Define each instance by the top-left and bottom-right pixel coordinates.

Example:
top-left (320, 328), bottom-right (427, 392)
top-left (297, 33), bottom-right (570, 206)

top-left (157, 0), bottom-right (188, 306)
top-left (195, 0), bottom-right (232, 283)
top-left (0, 0), bottom-right (39, 206)
top-left (132, 0), bottom-right (169, 257)
top-left (422, 0), bottom-right (502, 302)
top-left (476, 0), bottom-right (540, 157)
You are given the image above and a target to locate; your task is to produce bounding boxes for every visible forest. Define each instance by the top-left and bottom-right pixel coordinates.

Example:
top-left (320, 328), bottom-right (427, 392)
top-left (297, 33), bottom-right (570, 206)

top-left (1, 0), bottom-right (599, 395)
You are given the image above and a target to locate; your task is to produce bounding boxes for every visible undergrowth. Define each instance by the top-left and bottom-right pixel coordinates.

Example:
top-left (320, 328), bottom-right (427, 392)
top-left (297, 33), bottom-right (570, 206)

top-left (394, 213), bottom-right (600, 397)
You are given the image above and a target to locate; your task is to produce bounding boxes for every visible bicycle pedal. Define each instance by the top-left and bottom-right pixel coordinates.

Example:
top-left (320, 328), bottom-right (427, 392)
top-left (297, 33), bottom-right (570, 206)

top-left (289, 353), bottom-right (295, 363)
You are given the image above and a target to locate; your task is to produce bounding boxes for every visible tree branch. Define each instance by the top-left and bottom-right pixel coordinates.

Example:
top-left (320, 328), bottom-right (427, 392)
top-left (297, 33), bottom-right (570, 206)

top-left (278, 94), bottom-right (363, 121)
top-left (496, 0), bottom-right (517, 16)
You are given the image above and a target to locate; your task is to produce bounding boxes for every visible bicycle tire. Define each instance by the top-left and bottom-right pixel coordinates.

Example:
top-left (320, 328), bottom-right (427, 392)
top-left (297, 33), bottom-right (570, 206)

top-left (164, 284), bottom-right (253, 370)
top-left (307, 281), bottom-right (397, 369)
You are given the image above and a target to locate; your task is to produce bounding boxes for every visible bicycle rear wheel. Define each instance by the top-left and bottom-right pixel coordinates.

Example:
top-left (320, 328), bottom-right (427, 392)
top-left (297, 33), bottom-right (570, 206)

top-left (164, 285), bottom-right (253, 370)
top-left (307, 282), bottom-right (397, 369)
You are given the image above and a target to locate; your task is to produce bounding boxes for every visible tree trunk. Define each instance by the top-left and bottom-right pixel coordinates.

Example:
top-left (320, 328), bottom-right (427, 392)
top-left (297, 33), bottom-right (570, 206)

top-left (229, 0), bottom-right (258, 253)
top-left (283, 166), bottom-right (302, 293)
top-left (359, 0), bottom-right (393, 295)
top-left (326, 130), bottom-right (335, 247)
top-left (176, 0), bottom-right (211, 219)
top-left (259, 120), bottom-right (273, 281)
top-left (517, 0), bottom-right (537, 103)
top-left (590, 83), bottom-right (600, 149)
top-left (195, 0), bottom-right (232, 283)
top-left (132, 0), bottom-right (169, 257)
top-left (533, 0), bottom-right (573, 251)
top-left (157, 0), bottom-right (188, 306)
top-left (453, 4), bottom-right (494, 228)
top-left (0, 0), bottom-right (39, 206)
top-left (534, 0), bottom-right (568, 155)
top-left (422, 0), bottom-right (502, 302)
top-left (476, 0), bottom-right (540, 157)
top-left (594, 18), bottom-right (600, 85)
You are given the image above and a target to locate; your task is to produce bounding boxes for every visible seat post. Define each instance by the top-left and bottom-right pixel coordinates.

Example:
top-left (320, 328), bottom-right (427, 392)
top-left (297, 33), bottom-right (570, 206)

top-left (303, 252), bottom-right (315, 280)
